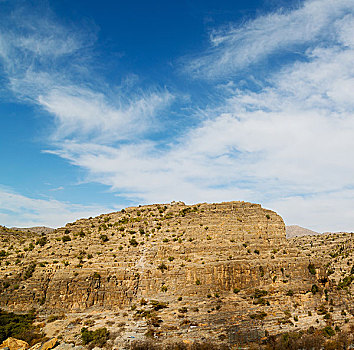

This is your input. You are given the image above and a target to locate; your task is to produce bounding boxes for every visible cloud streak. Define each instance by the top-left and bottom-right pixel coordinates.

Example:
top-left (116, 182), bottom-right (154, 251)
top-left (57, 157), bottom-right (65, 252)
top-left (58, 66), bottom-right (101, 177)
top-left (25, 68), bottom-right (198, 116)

top-left (0, 187), bottom-right (114, 228)
top-left (39, 87), bottom-right (173, 142)
top-left (0, 3), bottom-right (173, 144)
top-left (186, 0), bottom-right (354, 79)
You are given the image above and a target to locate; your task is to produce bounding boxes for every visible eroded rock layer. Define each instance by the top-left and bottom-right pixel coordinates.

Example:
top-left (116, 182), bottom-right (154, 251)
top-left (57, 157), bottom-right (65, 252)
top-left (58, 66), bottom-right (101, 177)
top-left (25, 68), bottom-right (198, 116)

top-left (0, 201), bottom-right (352, 347)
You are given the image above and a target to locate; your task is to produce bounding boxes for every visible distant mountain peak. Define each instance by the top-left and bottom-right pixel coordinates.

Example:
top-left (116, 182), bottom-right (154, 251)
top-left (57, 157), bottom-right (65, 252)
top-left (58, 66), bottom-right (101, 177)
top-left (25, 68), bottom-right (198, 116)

top-left (286, 225), bottom-right (319, 238)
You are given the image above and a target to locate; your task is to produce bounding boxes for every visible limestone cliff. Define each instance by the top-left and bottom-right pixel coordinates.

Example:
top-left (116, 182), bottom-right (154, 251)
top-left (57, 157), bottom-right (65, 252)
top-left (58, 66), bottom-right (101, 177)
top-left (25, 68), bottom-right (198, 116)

top-left (0, 201), bottom-right (352, 347)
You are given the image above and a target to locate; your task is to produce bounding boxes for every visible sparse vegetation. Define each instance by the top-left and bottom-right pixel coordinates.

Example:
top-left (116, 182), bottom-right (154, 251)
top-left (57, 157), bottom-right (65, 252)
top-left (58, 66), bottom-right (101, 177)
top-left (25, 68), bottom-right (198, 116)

top-left (250, 311), bottom-right (267, 320)
top-left (157, 263), bottom-right (167, 271)
top-left (62, 235), bottom-right (71, 242)
top-left (0, 203), bottom-right (353, 350)
top-left (80, 327), bottom-right (109, 347)
top-left (0, 309), bottom-right (44, 344)
top-left (308, 263), bottom-right (316, 275)
top-left (23, 263), bottom-right (36, 280)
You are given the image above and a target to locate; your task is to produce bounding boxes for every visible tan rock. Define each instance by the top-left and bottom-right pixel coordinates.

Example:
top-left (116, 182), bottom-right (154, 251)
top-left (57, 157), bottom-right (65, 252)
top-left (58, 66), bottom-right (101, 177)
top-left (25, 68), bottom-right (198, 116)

top-left (39, 339), bottom-right (57, 350)
top-left (28, 343), bottom-right (41, 350)
top-left (0, 338), bottom-right (29, 350)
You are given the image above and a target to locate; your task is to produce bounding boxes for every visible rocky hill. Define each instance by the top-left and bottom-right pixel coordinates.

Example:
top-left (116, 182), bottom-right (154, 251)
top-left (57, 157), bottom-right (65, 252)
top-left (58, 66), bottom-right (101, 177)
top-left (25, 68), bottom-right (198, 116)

top-left (286, 225), bottom-right (319, 238)
top-left (0, 201), bottom-right (352, 349)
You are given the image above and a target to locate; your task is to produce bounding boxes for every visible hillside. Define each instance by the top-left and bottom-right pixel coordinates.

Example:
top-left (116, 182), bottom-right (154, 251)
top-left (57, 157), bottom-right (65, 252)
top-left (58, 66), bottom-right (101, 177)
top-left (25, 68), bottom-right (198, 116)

top-left (0, 201), bottom-right (352, 349)
top-left (286, 225), bottom-right (320, 238)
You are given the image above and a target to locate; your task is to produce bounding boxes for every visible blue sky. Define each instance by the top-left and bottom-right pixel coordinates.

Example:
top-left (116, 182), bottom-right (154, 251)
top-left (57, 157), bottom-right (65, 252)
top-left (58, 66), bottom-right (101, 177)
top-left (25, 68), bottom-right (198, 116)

top-left (1, 0), bottom-right (354, 231)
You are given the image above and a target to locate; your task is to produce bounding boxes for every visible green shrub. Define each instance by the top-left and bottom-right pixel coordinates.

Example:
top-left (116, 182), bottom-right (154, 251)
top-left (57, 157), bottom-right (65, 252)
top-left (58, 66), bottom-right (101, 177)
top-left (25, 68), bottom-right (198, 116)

top-left (35, 237), bottom-right (47, 247)
top-left (80, 327), bottom-right (109, 347)
top-left (92, 272), bottom-right (101, 279)
top-left (178, 307), bottom-right (188, 313)
top-left (0, 309), bottom-right (44, 344)
top-left (323, 326), bottom-right (335, 337)
top-left (150, 300), bottom-right (168, 311)
top-left (259, 266), bottom-right (265, 277)
top-left (100, 234), bottom-right (109, 242)
top-left (157, 263), bottom-right (167, 272)
top-left (337, 275), bottom-right (353, 289)
top-left (23, 263), bottom-right (36, 280)
top-left (311, 284), bottom-right (319, 294)
top-left (286, 290), bottom-right (294, 296)
top-left (253, 297), bottom-right (268, 305)
top-left (62, 235), bottom-right (71, 242)
top-left (48, 314), bottom-right (65, 323)
top-left (250, 311), bottom-right (267, 320)
top-left (253, 289), bottom-right (268, 298)
top-left (308, 263), bottom-right (316, 275)
top-left (129, 238), bottom-right (138, 247)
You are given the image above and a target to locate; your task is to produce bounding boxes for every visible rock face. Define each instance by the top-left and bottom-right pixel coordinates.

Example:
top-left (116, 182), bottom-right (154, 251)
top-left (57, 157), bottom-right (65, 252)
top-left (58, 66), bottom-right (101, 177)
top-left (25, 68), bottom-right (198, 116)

top-left (0, 201), bottom-right (285, 311)
top-left (0, 201), bottom-right (352, 347)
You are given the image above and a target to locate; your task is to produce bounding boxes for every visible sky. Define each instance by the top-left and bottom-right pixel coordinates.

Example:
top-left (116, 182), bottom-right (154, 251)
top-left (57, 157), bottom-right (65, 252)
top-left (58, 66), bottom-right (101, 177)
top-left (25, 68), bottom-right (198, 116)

top-left (0, 0), bottom-right (354, 232)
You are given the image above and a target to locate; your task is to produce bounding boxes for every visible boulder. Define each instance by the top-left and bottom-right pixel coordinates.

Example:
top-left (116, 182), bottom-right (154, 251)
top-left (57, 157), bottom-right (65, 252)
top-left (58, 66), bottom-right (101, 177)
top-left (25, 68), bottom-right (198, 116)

top-left (0, 338), bottom-right (29, 350)
top-left (39, 338), bottom-right (57, 350)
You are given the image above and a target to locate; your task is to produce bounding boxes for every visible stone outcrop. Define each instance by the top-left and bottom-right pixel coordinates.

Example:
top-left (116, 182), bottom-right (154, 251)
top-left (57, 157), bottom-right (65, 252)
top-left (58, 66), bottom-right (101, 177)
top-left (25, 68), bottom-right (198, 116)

top-left (0, 338), bottom-right (29, 350)
top-left (0, 201), bottom-right (352, 347)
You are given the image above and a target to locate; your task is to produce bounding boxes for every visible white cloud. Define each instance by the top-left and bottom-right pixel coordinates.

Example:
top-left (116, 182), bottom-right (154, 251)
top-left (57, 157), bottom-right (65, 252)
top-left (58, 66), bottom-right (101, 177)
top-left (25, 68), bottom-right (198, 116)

top-left (0, 187), bottom-right (115, 228)
top-left (186, 0), bottom-right (354, 79)
top-left (335, 14), bottom-right (354, 47)
top-left (38, 87), bottom-right (173, 142)
top-left (45, 140), bottom-right (255, 206)
top-left (268, 190), bottom-right (354, 232)
top-left (0, 4), bottom-right (173, 143)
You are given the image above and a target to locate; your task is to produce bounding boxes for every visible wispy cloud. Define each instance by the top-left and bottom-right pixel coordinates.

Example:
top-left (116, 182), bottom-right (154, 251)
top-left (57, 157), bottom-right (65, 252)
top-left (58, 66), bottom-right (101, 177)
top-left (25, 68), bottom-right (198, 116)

top-left (0, 3), bottom-right (173, 144)
top-left (39, 87), bottom-right (173, 142)
top-left (186, 0), bottom-right (354, 79)
top-left (0, 187), bottom-right (114, 228)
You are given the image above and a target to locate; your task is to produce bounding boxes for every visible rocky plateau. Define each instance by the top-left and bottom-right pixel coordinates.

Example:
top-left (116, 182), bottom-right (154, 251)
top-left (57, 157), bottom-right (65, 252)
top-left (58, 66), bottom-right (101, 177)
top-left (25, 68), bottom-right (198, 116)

top-left (0, 201), bottom-right (352, 349)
